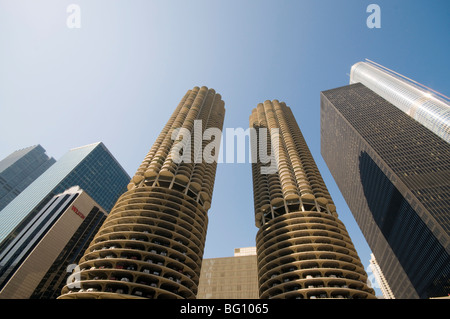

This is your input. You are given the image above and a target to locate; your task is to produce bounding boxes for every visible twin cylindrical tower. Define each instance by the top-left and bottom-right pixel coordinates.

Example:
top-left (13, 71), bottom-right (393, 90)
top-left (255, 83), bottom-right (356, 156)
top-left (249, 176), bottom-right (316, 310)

top-left (59, 87), bottom-right (225, 299)
top-left (250, 100), bottom-right (375, 299)
top-left (59, 87), bottom-right (375, 299)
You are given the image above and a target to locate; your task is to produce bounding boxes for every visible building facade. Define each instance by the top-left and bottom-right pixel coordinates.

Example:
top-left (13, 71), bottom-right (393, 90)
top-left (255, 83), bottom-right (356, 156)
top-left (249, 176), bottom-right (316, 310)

top-left (349, 60), bottom-right (450, 143)
top-left (59, 86), bottom-right (225, 299)
top-left (197, 247), bottom-right (259, 299)
top-left (369, 254), bottom-right (395, 299)
top-left (0, 186), bottom-right (107, 299)
top-left (320, 83), bottom-right (450, 298)
top-left (0, 142), bottom-right (130, 251)
top-left (250, 100), bottom-right (375, 299)
top-left (0, 145), bottom-right (55, 211)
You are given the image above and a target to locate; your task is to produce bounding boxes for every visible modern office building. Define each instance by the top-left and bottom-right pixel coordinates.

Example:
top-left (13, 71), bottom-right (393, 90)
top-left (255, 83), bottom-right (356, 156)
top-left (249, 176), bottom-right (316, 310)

top-left (0, 186), bottom-right (107, 299)
top-left (197, 247), bottom-right (259, 299)
top-left (369, 254), bottom-right (395, 299)
top-left (0, 145), bottom-right (55, 211)
top-left (321, 82), bottom-right (450, 298)
top-left (0, 142), bottom-right (130, 252)
top-left (59, 86), bottom-right (225, 299)
top-left (349, 60), bottom-right (450, 143)
top-left (249, 100), bottom-right (376, 299)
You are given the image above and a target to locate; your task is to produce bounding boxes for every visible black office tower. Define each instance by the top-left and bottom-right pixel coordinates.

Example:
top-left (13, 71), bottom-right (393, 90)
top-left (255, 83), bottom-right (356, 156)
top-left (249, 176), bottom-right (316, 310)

top-left (320, 83), bottom-right (450, 299)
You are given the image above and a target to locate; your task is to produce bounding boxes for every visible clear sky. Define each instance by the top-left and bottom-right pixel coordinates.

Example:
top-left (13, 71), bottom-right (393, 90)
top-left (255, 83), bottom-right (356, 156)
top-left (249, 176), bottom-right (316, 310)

top-left (1, 0), bottom-right (449, 295)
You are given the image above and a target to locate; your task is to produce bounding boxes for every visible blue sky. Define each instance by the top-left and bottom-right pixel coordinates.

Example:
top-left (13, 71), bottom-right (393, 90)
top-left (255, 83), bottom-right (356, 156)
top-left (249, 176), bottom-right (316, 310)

top-left (1, 0), bottom-right (449, 294)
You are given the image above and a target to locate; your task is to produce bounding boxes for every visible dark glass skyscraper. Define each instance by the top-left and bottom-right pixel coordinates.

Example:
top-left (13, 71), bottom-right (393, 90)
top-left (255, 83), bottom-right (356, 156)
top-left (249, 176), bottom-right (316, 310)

top-left (321, 83), bottom-right (450, 298)
top-left (0, 145), bottom-right (55, 211)
top-left (0, 142), bottom-right (130, 251)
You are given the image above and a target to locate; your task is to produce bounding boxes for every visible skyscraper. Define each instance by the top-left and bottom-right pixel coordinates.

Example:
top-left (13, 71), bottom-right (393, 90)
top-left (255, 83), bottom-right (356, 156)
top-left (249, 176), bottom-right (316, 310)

top-left (369, 254), bottom-right (394, 299)
top-left (0, 142), bottom-right (130, 251)
top-left (0, 145), bottom-right (55, 211)
top-left (0, 186), bottom-right (107, 299)
top-left (321, 83), bottom-right (450, 298)
top-left (250, 100), bottom-right (375, 299)
top-left (349, 60), bottom-right (450, 143)
top-left (59, 86), bottom-right (225, 299)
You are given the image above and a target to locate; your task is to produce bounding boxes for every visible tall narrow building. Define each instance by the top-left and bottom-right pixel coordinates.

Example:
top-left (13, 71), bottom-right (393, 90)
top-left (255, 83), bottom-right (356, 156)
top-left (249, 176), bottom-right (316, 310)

top-left (59, 86), bottom-right (225, 299)
top-left (321, 82), bottom-right (450, 298)
top-left (369, 254), bottom-right (395, 299)
top-left (249, 100), bottom-right (375, 299)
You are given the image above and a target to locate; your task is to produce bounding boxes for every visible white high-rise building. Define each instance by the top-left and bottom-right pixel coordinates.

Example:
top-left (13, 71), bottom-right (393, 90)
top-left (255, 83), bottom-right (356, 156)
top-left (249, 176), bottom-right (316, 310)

top-left (369, 254), bottom-right (395, 299)
top-left (350, 60), bottom-right (450, 143)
